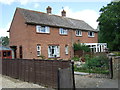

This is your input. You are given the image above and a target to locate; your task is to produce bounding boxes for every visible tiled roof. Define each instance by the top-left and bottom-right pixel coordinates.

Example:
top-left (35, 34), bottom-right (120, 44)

top-left (18, 8), bottom-right (98, 32)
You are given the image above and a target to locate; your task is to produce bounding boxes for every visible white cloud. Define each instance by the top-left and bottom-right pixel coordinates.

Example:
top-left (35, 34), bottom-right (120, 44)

top-left (58, 6), bottom-right (99, 29)
top-left (0, 0), bottom-right (15, 5)
top-left (0, 0), bottom-right (112, 5)
top-left (0, 22), bottom-right (10, 37)
top-left (0, 0), bottom-right (40, 5)
top-left (34, 3), bottom-right (40, 8)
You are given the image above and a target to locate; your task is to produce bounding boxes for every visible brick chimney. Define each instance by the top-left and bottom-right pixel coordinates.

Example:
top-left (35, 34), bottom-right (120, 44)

top-left (61, 9), bottom-right (66, 16)
top-left (46, 6), bottom-right (52, 14)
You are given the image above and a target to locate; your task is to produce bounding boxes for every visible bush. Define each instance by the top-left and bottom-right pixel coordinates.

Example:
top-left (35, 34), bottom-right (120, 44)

top-left (74, 54), bottom-right (109, 74)
top-left (85, 54), bottom-right (109, 68)
top-left (72, 56), bottom-right (80, 61)
top-left (73, 43), bottom-right (90, 52)
top-left (38, 55), bottom-right (46, 59)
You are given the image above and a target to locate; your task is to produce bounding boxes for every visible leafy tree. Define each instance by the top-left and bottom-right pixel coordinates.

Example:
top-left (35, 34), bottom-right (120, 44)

top-left (97, 1), bottom-right (120, 51)
top-left (0, 36), bottom-right (9, 46)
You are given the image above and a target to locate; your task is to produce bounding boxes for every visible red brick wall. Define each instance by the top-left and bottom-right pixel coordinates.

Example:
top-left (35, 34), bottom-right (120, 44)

top-left (9, 9), bottom-right (30, 59)
top-left (73, 31), bottom-right (98, 43)
top-left (9, 9), bottom-right (98, 60)
top-left (26, 25), bottom-right (72, 60)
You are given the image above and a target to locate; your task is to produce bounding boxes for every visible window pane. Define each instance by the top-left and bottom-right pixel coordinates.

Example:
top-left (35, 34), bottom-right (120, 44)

top-left (7, 51), bottom-right (11, 56)
top-left (65, 46), bottom-right (68, 54)
top-left (40, 26), bottom-right (45, 32)
top-left (3, 52), bottom-right (7, 57)
top-left (37, 45), bottom-right (41, 56)
top-left (37, 51), bottom-right (40, 56)
top-left (36, 25), bottom-right (41, 32)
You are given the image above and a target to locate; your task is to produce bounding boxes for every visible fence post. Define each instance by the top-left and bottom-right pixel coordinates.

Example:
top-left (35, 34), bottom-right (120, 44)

top-left (17, 59), bottom-right (19, 79)
top-left (57, 68), bottom-right (61, 90)
top-left (34, 59), bottom-right (36, 83)
top-left (109, 58), bottom-right (113, 79)
top-left (71, 60), bottom-right (75, 90)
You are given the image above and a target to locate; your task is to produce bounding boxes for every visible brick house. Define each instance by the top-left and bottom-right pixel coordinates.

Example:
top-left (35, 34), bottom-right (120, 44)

top-left (9, 6), bottom-right (104, 60)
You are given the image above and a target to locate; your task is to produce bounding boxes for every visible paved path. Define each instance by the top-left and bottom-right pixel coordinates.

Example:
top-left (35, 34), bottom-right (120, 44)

top-left (1, 75), bottom-right (53, 89)
top-left (75, 75), bottom-right (119, 88)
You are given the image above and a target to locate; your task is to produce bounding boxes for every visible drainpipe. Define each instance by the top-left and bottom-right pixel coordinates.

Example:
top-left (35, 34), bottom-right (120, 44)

top-left (70, 30), bottom-right (74, 58)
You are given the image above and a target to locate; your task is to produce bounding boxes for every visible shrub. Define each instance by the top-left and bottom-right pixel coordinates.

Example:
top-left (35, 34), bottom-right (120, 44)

top-left (85, 54), bottom-right (109, 68)
top-left (73, 43), bottom-right (90, 52)
top-left (72, 56), bottom-right (80, 61)
top-left (38, 55), bottom-right (46, 59)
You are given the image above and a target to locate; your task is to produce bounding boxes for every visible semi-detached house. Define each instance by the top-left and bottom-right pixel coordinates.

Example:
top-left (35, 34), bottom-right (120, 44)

top-left (9, 6), bottom-right (107, 60)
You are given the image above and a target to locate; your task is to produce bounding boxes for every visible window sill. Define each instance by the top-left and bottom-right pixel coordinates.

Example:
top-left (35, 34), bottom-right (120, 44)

top-left (76, 35), bottom-right (82, 37)
top-left (36, 32), bottom-right (50, 35)
top-left (59, 34), bottom-right (68, 36)
top-left (48, 57), bottom-right (60, 58)
top-left (88, 36), bottom-right (95, 38)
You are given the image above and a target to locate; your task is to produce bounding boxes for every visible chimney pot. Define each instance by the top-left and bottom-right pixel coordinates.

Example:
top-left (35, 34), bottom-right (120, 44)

top-left (46, 6), bottom-right (52, 14)
top-left (61, 9), bottom-right (66, 16)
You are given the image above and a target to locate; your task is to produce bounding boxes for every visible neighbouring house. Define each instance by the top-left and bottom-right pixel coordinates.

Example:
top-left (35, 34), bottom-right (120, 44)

top-left (8, 6), bottom-right (107, 60)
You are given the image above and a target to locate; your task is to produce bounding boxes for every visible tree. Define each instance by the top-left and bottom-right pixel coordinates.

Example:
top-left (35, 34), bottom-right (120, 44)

top-left (0, 36), bottom-right (9, 46)
top-left (97, 1), bottom-right (120, 51)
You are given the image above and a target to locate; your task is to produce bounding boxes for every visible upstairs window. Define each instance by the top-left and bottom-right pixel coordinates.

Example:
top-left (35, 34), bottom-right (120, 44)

top-left (59, 28), bottom-right (68, 35)
top-left (65, 45), bottom-right (68, 55)
top-left (36, 25), bottom-right (50, 33)
top-left (88, 31), bottom-right (94, 37)
top-left (75, 30), bottom-right (82, 36)
top-left (37, 44), bottom-right (41, 56)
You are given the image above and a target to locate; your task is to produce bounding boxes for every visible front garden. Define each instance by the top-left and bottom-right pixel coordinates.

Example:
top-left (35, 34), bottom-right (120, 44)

top-left (73, 54), bottom-right (110, 74)
top-left (73, 43), bottom-right (110, 74)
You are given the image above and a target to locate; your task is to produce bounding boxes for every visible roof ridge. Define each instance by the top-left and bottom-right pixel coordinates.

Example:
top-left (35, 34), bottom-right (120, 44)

top-left (17, 7), bottom-right (45, 14)
top-left (17, 7), bottom-right (84, 22)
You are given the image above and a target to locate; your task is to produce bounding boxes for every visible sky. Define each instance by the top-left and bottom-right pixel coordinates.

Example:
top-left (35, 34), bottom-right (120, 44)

top-left (0, 0), bottom-right (113, 37)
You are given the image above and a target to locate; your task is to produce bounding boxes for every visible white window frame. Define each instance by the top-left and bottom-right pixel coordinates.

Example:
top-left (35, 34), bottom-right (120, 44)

top-left (59, 28), bottom-right (68, 35)
top-left (65, 45), bottom-right (68, 55)
top-left (48, 46), bottom-right (60, 58)
top-left (36, 25), bottom-right (50, 33)
top-left (75, 30), bottom-right (82, 36)
top-left (37, 44), bottom-right (41, 56)
top-left (88, 31), bottom-right (94, 37)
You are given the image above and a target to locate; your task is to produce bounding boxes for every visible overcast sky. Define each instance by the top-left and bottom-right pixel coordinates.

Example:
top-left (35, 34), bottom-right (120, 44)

top-left (0, 0), bottom-right (112, 37)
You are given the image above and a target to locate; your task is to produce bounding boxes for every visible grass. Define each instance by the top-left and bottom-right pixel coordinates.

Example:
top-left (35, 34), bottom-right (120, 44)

top-left (74, 65), bottom-right (109, 74)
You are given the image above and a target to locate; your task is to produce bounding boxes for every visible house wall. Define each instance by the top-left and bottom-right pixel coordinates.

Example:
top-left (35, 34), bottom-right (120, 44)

top-left (25, 25), bottom-right (98, 60)
top-left (9, 9), bottom-right (30, 59)
top-left (26, 25), bottom-right (72, 60)
top-left (73, 31), bottom-right (98, 43)
top-left (9, 9), bottom-right (98, 60)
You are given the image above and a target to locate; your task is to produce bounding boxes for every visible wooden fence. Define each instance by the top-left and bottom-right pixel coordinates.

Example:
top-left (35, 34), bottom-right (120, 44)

top-left (2, 59), bottom-right (71, 88)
